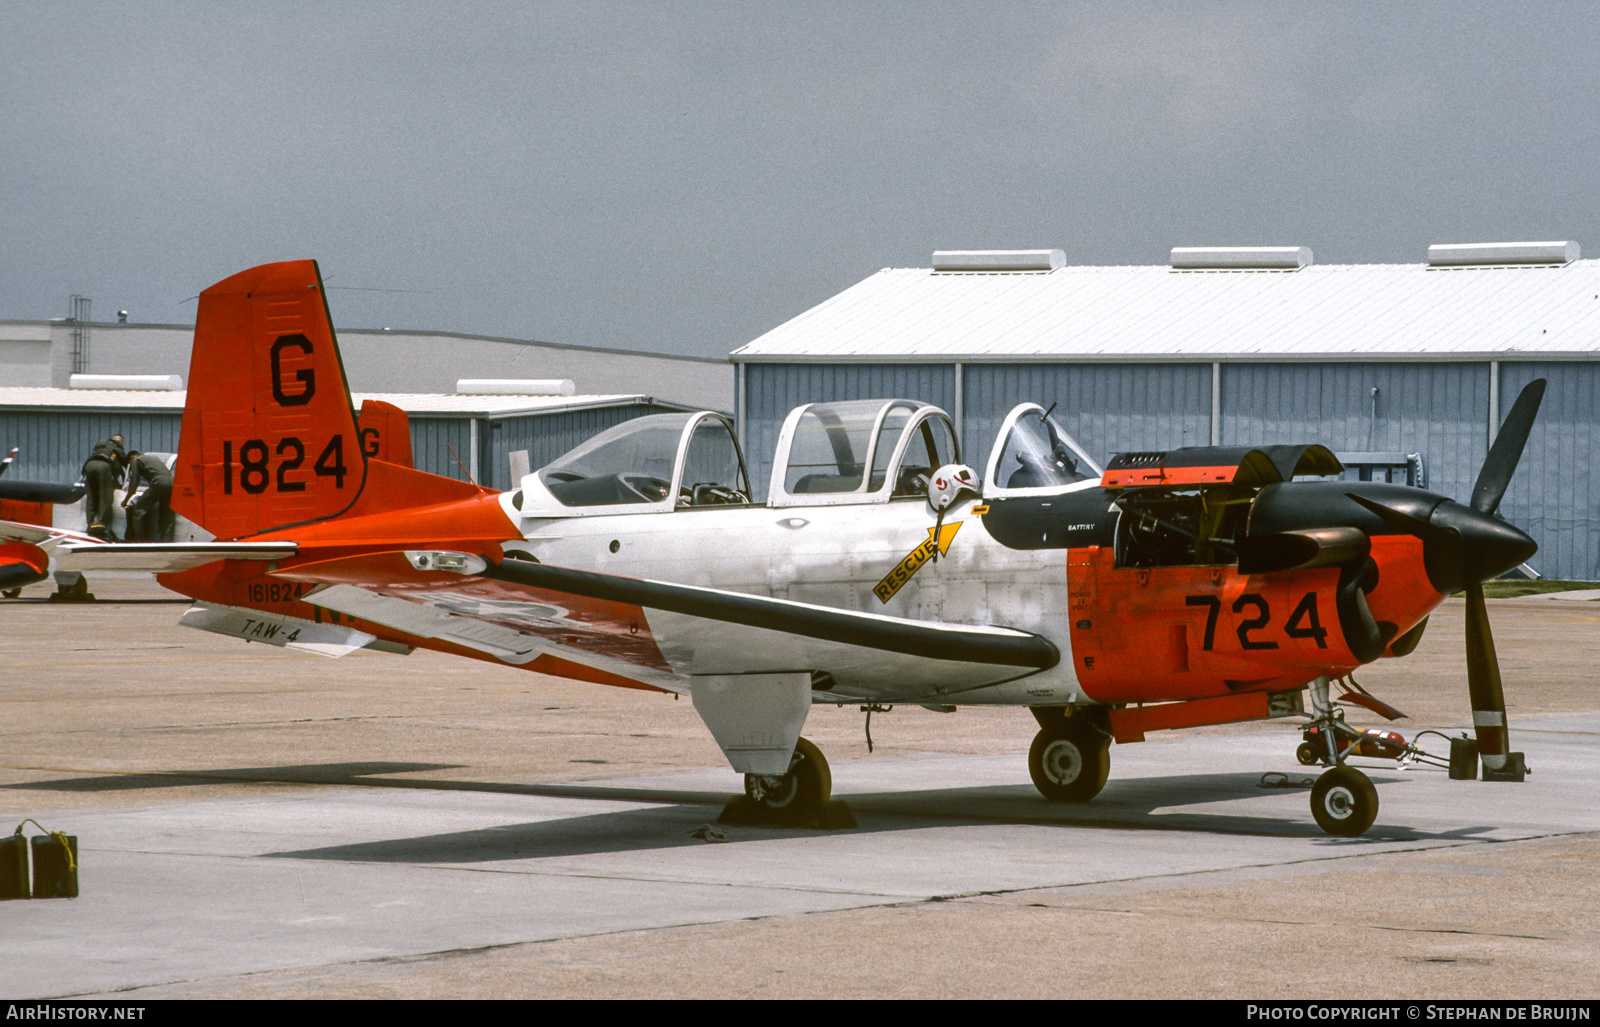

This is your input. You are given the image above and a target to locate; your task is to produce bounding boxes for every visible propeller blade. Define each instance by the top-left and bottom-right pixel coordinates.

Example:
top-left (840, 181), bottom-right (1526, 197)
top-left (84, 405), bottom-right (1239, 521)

top-left (1471, 379), bottom-right (1546, 515)
top-left (1463, 579), bottom-right (1514, 774)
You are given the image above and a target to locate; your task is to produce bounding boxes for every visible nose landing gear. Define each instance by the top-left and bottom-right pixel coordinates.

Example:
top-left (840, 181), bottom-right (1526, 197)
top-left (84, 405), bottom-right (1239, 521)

top-left (1310, 764), bottom-right (1380, 837)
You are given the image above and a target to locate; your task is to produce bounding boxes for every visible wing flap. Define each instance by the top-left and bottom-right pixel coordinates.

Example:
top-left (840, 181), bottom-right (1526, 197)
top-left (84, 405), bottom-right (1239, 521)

top-left (305, 583), bottom-right (545, 664)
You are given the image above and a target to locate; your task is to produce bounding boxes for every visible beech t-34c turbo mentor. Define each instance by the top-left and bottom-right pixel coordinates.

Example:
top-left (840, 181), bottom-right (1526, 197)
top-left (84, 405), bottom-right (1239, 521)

top-left (44, 260), bottom-right (1546, 837)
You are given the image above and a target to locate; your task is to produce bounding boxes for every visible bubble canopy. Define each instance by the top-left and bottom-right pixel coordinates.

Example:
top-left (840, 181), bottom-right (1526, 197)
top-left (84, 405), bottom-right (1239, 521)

top-left (515, 411), bottom-right (751, 516)
top-left (768, 399), bottom-right (960, 508)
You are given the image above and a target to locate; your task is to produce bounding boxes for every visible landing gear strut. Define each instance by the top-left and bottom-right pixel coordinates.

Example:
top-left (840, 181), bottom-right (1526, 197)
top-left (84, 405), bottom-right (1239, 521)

top-left (1028, 710), bottom-right (1111, 803)
top-left (1303, 675), bottom-right (1382, 837)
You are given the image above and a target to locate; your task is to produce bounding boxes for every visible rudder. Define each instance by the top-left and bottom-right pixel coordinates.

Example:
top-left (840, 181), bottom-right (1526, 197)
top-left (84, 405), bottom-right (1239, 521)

top-left (173, 260), bottom-right (365, 539)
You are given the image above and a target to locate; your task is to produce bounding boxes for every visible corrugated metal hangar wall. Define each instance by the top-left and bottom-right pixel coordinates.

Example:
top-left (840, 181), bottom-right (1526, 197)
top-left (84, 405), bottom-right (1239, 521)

top-left (0, 395), bottom-right (680, 495)
top-left (734, 247), bottom-right (1600, 581)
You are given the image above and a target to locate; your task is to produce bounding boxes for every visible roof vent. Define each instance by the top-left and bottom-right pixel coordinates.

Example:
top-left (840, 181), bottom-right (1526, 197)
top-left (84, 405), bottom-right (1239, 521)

top-left (456, 379), bottom-right (576, 396)
top-left (1170, 246), bottom-right (1312, 270)
top-left (1427, 241), bottom-right (1579, 266)
top-left (69, 373), bottom-right (183, 391)
top-left (932, 249), bottom-right (1065, 272)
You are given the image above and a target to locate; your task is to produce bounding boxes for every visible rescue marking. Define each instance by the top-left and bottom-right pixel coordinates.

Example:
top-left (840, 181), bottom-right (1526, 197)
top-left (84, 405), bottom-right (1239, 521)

top-left (873, 522), bottom-right (962, 603)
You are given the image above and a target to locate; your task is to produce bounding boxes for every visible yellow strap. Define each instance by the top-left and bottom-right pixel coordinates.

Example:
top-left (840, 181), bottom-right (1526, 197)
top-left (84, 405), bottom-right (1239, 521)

top-left (13, 819), bottom-right (76, 872)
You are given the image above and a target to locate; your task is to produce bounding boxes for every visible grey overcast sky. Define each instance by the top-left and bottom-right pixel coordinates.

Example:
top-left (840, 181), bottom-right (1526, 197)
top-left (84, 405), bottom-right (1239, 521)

top-left (3, 1), bottom-right (1599, 359)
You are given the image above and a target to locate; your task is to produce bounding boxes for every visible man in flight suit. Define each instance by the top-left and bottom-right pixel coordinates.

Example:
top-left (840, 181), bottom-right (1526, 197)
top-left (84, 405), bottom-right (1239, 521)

top-left (122, 450), bottom-right (174, 543)
top-left (82, 434), bottom-right (126, 541)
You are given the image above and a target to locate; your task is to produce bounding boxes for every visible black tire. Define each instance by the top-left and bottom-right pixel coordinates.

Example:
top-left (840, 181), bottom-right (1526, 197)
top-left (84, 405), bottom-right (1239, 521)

top-left (2, 588), bottom-right (20, 599)
top-left (1296, 741), bottom-right (1320, 766)
top-left (1028, 725), bottom-right (1110, 803)
top-left (1310, 766), bottom-right (1379, 837)
top-left (744, 736), bottom-right (831, 814)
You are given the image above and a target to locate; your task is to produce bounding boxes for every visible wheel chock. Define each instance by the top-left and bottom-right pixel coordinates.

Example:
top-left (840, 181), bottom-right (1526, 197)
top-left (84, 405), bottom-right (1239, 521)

top-left (30, 834), bottom-right (78, 898)
top-left (7, 822), bottom-right (78, 899)
top-left (1481, 751), bottom-right (1528, 783)
top-left (1, 834), bottom-right (28, 900)
top-left (717, 795), bottom-right (857, 830)
top-left (1448, 735), bottom-right (1479, 780)
top-left (47, 577), bottom-right (95, 603)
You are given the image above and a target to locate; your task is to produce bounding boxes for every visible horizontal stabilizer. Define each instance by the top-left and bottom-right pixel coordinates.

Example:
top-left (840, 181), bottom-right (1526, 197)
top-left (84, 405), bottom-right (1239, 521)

top-left (58, 541), bottom-right (298, 572)
top-left (178, 602), bottom-right (383, 657)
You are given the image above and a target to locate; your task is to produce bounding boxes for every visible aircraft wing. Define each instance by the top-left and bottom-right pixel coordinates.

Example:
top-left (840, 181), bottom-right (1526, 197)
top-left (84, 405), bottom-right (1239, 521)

top-left (271, 550), bottom-right (1059, 698)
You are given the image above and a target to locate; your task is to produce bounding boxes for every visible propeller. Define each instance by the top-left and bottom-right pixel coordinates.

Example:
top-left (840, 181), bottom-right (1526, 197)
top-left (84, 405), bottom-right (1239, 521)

top-left (1346, 379), bottom-right (1545, 780)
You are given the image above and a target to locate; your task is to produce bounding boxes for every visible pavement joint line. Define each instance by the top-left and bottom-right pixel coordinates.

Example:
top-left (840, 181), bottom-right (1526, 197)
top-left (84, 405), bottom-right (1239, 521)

top-left (79, 900), bottom-right (932, 999)
top-left (32, 886), bottom-right (1583, 1000)
top-left (889, 832), bottom-right (1599, 907)
top-left (1013, 905), bottom-right (1560, 942)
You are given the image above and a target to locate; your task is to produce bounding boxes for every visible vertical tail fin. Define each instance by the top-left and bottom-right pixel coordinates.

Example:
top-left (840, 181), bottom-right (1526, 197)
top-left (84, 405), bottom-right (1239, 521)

top-left (357, 399), bottom-right (414, 469)
top-left (173, 260), bottom-right (365, 539)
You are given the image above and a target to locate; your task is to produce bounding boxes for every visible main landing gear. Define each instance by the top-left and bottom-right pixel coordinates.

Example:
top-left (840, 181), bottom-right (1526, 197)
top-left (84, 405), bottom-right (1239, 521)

top-left (744, 737), bottom-right (831, 815)
top-left (719, 737), bottom-right (856, 829)
top-left (1027, 707), bottom-right (1111, 803)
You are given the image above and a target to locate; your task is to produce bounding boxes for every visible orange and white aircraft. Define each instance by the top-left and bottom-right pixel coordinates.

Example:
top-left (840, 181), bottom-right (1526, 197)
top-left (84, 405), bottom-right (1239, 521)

top-left (47, 260), bottom-right (1545, 836)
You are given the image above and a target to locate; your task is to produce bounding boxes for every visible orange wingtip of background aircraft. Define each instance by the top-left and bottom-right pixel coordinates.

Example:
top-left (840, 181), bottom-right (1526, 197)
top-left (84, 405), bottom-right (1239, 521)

top-left (20, 259), bottom-right (1545, 836)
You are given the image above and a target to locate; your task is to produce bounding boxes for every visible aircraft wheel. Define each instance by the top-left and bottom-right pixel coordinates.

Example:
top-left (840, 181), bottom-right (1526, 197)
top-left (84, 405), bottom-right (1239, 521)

top-left (1028, 725), bottom-right (1110, 803)
top-left (2, 588), bottom-right (20, 599)
top-left (744, 736), bottom-right (831, 814)
top-left (1310, 766), bottom-right (1379, 837)
top-left (1296, 741), bottom-right (1320, 766)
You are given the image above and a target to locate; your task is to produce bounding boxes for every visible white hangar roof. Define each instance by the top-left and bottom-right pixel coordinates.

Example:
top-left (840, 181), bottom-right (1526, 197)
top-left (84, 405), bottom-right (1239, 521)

top-left (734, 252), bottom-right (1600, 364)
top-left (0, 388), bottom-right (684, 417)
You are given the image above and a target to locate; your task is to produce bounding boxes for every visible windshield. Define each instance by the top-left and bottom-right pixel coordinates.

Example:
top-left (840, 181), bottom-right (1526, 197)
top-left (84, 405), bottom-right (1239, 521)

top-left (539, 413), bottom-right (694, 506)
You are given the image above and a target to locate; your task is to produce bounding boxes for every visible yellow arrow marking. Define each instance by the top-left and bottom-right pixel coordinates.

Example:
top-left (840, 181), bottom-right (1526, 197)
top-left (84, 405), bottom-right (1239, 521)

top-left (873, 521), bottom-right (962, 603)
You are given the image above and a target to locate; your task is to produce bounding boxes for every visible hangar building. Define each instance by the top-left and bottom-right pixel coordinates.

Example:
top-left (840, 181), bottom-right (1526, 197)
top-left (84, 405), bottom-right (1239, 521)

top-left (731, 243), bottom-right (1600, 581)
top-left (0, 385), bottom-right (691, 494)
top-left (0, 317), bottom-right (728, 496)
